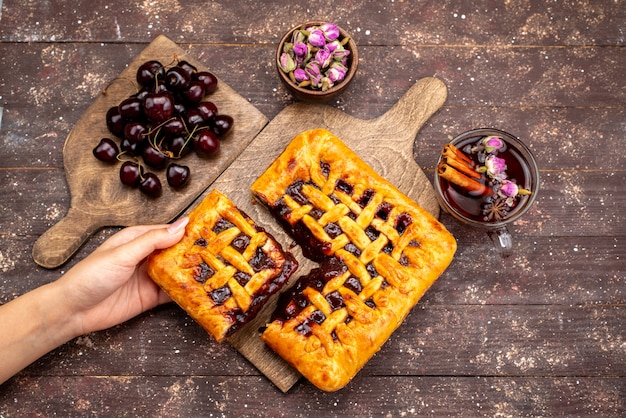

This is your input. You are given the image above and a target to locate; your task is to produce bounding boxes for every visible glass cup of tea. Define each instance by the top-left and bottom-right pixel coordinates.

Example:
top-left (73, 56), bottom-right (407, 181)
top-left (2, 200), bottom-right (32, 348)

top-left (433, 128), bottom-right (539, 257)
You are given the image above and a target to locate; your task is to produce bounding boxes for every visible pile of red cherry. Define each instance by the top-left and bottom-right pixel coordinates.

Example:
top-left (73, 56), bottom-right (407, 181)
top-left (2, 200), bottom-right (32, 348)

top-left (92, 59), bottom-right (234, 197)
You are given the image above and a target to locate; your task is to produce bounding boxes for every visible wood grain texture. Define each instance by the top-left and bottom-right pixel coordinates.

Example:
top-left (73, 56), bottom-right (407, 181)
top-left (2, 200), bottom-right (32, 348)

top-left (2, 375), bottom-right (623, 417)
top-left (30, 35), bottom-right (268, 268)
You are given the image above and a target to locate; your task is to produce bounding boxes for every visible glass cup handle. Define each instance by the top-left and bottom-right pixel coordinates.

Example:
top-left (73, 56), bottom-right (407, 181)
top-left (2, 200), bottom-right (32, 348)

top-left (488, 226), bottom-right (513, 258)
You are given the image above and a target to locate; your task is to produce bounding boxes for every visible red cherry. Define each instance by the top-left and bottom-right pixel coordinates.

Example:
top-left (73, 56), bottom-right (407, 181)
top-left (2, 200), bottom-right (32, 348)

top-left (119, 161), bottom-right (142, 187)
top-left (165, 66), bottom-right (191, 91)
top-left (183, 108), bottom-right (205, 129)
top-left (143, 91), bottom-right (174, 124)
top-left (139, 172), bottom-right (162, 197)
top-left (194, 130), bottom-right (220, 157)
top-left (195, 71), bottom-right (218, 94)
top-left (142, 145), bottom-right (168, 169)
top-left (124, 121), bottom-right (148, 144)
top-left (180, 81), bottom-right (205, 105)
top-left (197, 101), bottom-right (218, 121)
top-left (162, 116), bottom-right (185, 138)
top-left (211, 114), bottom-right (234, 137)
top-left (136, 60), bottom-right (164, 87)
top-left (118, 96), bottom-right (143, 120)
top-left (166, 163), bottom-right (191, 188)
top-left (167, 135), bottom-right (193, 158)
top-left (177, 60), bottom-right (198, 78)
top-left (106, 107), bottom-right (125, 137)
top-left (93, 138), bottom-right (119, 162)
top-left (120, 137), bottom-right (144, 156)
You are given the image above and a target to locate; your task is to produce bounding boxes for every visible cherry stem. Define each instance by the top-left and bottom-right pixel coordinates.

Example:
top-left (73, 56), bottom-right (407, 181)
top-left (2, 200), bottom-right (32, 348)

top-left (115, 151), bottom-right (133, 163)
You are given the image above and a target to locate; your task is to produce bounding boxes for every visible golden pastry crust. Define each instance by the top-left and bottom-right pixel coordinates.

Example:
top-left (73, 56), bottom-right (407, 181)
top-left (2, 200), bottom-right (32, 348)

top-left (147, 189), bottom-right (298, 342)
top-left (251, 128), bottom-right (456, 391)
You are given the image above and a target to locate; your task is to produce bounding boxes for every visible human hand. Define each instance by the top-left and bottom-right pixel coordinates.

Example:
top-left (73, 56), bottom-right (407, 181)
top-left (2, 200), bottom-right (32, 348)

top-left (0, 217), bottom-right (189, 384)
top-left (58, 216), bottom-right (188, 336)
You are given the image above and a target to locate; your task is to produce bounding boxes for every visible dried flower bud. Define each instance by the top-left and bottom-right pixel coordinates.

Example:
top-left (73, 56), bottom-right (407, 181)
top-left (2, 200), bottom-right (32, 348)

top-left (320, 23), bottom-right (340, 41)
top-left (327, 61), bottom-right (348, 84)
top-left (333, 46), bottom-right (350, 61)
top-left (483, 136), bottom-right (505, 153)
top-left (279, 52), bottom-right (297, 73)
top-left (485, 155), bottom-right (507, 180)
top-left (326, 40), bottom-right (341, 53)
top-left (499, 180), bottom-right (519, 198)
top-left (290, 30), bottom-right (306, 45)
top-left (314, 47), bottom-right (333, 69)
top-left (282, 42), bottom-right (294, 55)
top-left (293, 42), bottom-right (309, 57)
top-left (294, 68), bottom-right (309, 83)
top-left (305, 61), bottom-right (322, 86)
top-left (308, 29), bottom-right (327, 47)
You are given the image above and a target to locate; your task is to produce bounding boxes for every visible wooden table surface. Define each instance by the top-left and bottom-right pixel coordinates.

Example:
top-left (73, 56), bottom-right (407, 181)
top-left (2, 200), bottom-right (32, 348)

top-left (1, 1), bottom-right (624, 416)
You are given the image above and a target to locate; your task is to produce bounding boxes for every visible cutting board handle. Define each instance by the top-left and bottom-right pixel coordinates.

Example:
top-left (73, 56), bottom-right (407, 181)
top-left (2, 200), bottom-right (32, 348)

top-left (32, 207), bottom-right (101, 269)
top-left (372, 76), bottom-right (447, 136)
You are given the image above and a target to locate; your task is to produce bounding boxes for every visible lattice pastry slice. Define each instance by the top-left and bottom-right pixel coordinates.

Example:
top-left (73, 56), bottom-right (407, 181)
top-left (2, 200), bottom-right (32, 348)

top-left (251, 128), bottom-right (456, 391)
top-left (147, 189), bottom-right (298, 342)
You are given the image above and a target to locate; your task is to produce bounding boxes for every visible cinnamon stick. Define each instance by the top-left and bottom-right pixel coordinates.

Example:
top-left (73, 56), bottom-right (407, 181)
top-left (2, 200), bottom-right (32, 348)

top-left (438, 162), bottom-right (490, 195)
top-left (442, 143), bottom-right (473, 165)
top-left (441, 156), bottom-right (481, 179)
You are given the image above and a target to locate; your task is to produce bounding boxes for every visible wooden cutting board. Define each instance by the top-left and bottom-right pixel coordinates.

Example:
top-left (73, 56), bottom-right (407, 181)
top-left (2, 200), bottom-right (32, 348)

top-left (32, 35), bottom-right (268, 268)
top-left (213, 76), bottom-right (448, 392)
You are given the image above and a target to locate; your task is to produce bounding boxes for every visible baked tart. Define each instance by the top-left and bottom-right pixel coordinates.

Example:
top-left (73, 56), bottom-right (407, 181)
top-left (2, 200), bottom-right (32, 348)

top-left (251, 128), bottom-right (456, 391)
top-left (147, 189), bottom-right (298, 342)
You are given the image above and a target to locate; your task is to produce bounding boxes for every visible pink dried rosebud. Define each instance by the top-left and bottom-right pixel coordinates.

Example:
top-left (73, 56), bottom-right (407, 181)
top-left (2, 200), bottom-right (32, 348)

top-left (314, 47), bottom-right (333, 69)
top-left (482, 136), bottom-right (505, 153)
top-left (293, 68), bottom-right (309, 83)
top-left (484, 155), bottom-right (507, 180)
top-left (327, 61), bottom-right (348, 84)
top-left (320, 23), bottom-right (340, 41)
top-left (279, 52), bottom-right (296, 73)
top-left (293, 41), bottom-right (309, 57)
top-left (290, 30), bottom-right (306, 45)
top-left (499, 180), bottom-right (519, 198)
top-left (326, 40), bottom-right (341, 53)
top-left (307, 29), bottom-right (326, 47)
top-left (305, 61), bottom-right (322, 86)
top-left (332, 47), bottom-right (351, 61)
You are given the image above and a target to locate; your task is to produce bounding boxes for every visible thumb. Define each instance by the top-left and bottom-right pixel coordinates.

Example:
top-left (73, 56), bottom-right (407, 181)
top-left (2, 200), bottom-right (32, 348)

top-left (113, 217), bottom-right (189, 266)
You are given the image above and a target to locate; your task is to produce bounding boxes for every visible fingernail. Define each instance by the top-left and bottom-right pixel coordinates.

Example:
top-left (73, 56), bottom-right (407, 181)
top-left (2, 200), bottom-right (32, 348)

top-left (168, 216), bottom-right (189, 234)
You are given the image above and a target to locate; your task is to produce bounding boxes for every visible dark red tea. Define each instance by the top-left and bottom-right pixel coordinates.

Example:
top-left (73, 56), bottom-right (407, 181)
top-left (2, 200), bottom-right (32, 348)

top-left (437, 133), bottom-right (536, 224)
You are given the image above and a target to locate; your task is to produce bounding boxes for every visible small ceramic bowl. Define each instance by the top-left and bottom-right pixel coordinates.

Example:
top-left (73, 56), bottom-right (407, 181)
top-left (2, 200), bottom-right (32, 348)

top-left (276, 21), bottom-right (358, 103)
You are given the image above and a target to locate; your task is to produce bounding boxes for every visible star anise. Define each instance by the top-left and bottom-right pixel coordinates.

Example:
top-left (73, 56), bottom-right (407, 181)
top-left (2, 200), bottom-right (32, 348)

top-left (484, 198), bottom-right (508, 221)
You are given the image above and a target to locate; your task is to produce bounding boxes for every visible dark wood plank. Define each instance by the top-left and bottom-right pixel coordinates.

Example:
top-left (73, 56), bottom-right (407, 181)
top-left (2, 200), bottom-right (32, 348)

top-left (1, 0), bottom-right (623, 47)
top-left (1, 43), bottom-right (623, 170)
top-left (7, 304), bottom-right (623, 380)
top-left (1, 375), bottom-right (624, 417)
top-left (425, 235), bottom-right (626, 305)
top-left (3, 160), bottom-right (623, 241)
